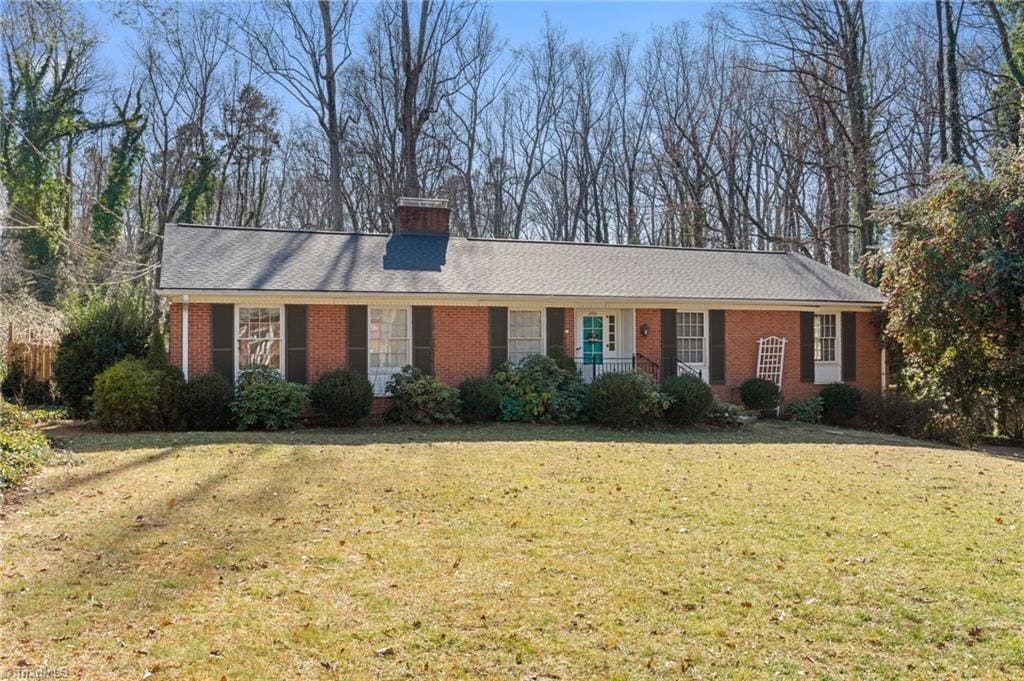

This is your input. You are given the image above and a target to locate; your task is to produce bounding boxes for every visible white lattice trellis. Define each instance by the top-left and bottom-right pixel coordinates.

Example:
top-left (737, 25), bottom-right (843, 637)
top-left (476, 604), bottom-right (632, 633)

top-left (756, 336), bottom-right (788, 397)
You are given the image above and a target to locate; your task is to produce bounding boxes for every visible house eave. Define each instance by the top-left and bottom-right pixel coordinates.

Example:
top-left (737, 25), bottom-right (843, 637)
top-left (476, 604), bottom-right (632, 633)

top-left (155, 288), bottom-right (884, 312)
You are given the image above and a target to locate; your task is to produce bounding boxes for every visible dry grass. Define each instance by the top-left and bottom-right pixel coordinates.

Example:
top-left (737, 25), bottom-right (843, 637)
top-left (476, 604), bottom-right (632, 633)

top-left (2, 422), bottom-right (1022, 679)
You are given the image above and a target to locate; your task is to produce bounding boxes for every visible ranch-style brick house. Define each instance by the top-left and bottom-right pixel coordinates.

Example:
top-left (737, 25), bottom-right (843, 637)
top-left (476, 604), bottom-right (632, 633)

top-left (158, 198), bottom-right (885, 404)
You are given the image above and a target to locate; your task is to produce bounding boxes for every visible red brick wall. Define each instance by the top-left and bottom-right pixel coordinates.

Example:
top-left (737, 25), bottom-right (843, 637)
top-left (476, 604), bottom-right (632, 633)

top-left (395, 205), bottom-right (450, 234)
top-left (710, 309), bottom-right (881, 404)
top-left (169, 303), bottom-right (213, 377)
top-left (434, 306), bottom-right (490, 386)
top-left (308, 305), bottom-right (347, 382)
top-left (635, 308), bottom-right (662, 362)
top-left (561, 308), bottom-right (575, 353)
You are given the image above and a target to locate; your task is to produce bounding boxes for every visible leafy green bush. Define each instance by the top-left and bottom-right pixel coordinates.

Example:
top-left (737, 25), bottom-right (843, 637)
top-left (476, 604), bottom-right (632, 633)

top-left (53, 288), bottom-right (151, 417)
top-left (547, 345), bottom-right (578, 375)
top-left (91, 359), bottom-right (182, 431)
top-left (586, 372), bottom-right (666, 428)
top-left (662, 374), bottom-right (714, 425)
top-left (493, 354), bottom-right (586, 423)
top-left (385, 366), bottom-right (459, 424)
top-left (739, 378), bottom-right (781, 411)
top-left (231, 365), bottom-right (308, 431)
top-left (0, 400), bottom-right (50, 489)
top-left (458, 376), bottom-right (502, 422)
top-left (856, 392), bottom-right (976, 446)
top-left (820, 383), bottom-right (862, 425)
top-left (184, 372), bottom-right (233, 430)
top-left (705, 400), bottom-right (743, 427)
top-left (786, 395), bottom-right (824, 424)
top-left (1, 359), bottom-right (56, 405)
top-left (310, 368), bottom-right (373, 426)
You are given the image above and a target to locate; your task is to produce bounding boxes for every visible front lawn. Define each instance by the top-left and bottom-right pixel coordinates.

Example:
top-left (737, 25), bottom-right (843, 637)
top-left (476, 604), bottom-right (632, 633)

top-left (2, 422), bottom-right (1022, 679)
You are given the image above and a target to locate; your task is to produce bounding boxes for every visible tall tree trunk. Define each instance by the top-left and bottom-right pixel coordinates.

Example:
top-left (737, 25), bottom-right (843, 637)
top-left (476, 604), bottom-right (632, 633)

top-left (943, 0), bottom-right (964, 164)
top-left (935, 0), bottom-right (948, 162)
top-left (320, 0), bottom-right (345, 229)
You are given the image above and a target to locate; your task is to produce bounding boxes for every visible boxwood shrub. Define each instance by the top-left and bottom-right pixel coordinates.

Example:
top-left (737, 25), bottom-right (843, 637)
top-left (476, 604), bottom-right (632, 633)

top-left (310, 368), bottom-right (374, 425)
top-left (458, 376), bottom-right (502, 422)
top-left (586, 371), bottom-right (665, 428)
top-left (662, 374), bottom-right (714, 425)
top-left (739, 377), bottom-right (781, 411)
top-left (92, 358), bottom-right (184, 431)
top-left (184, 372), bottom-right (234, 430)
top-left (819, 383), bottom-right (861, 425)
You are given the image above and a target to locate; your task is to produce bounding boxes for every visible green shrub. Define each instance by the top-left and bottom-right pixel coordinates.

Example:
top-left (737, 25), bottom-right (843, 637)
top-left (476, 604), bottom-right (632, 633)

top-left (153, 364), bottom-right (186, 429)
top-left (586, 372), bottom-right (666, 428)
top-left (547, 345), bottom-right (578, 375)
top-left (458, 376), bottom-right (502, 422)
top-left (184, 372), bottom-right (233, 430)
top-left (1, 359), bottom-right (56, 405)
top-left (231, 365), bottom-right (308, 431)
top-left (820, 383), bottom-right (862, 425)
top-left (310, 368), bottom-right (373, 425)
top-left (856, 392), bottom-right (976, 446)
top-left (786, 395), bottom-right (824, 424)
top-left (0, 400), bottom-right (50, 489)
top-left (53, 288), bottom-right (151, 417)
top-left (662, 374), bottom-right (714, 425)
top-left (385, 366), bottom-right (460, 424)
top-left (92, 359), bottom-right (167, 431)
top-left (739, 378), bottom-right (781, 411)
top-left (705, 400), bottom-right (743, 427)
top-left (493, 354), bottom-right (586, 423)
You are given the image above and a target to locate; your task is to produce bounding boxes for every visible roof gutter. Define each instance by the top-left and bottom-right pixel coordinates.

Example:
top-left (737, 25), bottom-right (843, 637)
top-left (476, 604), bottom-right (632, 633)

top-left (154, 288), bottom-right (883, 311)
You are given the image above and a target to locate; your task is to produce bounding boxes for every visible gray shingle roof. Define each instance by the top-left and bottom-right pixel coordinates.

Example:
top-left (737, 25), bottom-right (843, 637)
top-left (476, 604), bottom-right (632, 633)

top-left (158, 224), bottom-right (883, 305)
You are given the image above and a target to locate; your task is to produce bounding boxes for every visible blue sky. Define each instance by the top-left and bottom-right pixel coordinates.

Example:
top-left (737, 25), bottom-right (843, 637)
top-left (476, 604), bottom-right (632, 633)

top-left (85, 1), bottom-right (721, 68)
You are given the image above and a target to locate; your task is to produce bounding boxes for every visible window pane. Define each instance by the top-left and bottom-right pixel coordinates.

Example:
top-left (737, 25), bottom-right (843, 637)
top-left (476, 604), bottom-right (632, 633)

top-left (238, 307), bottom-right (281, 370)
top-left (509, 310), bottom-right (543, 363)
top-left (814, 314), bottom-right (837, 362)
top-left (676, 312), bottom-right (704, 364)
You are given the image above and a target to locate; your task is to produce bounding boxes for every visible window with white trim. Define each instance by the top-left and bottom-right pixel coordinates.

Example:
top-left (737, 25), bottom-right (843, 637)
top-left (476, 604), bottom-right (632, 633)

top-left (369, 307), bottom-right (409, 394)
top-left (814, 314), bottom-right (837, 362)
top-left (238, 307), bottom-right (281, 371)
top-left (508, 310), bottom-right (544, 364)
top-left (676, 311), bottom-right (705, 364)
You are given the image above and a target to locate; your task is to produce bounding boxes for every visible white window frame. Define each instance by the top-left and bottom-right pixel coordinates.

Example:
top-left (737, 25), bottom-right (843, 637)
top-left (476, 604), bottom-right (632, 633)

top-left (508, 308), bottom-right (546, 365)
top-left (234, 305), bottom-right (285, 378)
top-left (675, 310), bottom-right (707, 366)
top-left (368, 306), bottom-right (412, 396)
top-left (814, 313), bottom-right (839, 364)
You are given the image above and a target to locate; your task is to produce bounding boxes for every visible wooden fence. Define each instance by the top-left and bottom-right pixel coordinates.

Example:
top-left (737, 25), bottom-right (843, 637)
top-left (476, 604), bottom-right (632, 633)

top-left (6, 323), bottom-right (55, 383)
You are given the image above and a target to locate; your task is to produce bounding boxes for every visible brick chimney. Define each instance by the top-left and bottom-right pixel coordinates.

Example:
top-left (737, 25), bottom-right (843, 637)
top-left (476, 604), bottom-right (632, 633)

top-left (394, 197), bottom-right (450, 235)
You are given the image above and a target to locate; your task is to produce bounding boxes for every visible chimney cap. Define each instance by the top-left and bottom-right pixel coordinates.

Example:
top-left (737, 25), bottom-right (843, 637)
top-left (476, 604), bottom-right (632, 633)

top-left (397, 196), bottom-right (448, 209)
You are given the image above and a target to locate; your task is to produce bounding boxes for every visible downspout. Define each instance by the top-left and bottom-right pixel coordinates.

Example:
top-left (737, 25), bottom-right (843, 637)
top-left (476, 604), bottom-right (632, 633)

top-left (182, 295), bottom-right (190, 381)
top-left (880, 346), bottom-right (886, 394)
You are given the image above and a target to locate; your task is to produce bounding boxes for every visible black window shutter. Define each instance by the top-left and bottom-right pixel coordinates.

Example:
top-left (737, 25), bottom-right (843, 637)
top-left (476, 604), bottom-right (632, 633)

top-left (708, 310), bottom-right (726, 385)
top-left (841, 311), bottom-right (856, 383)
top-left (660, 309), bottom-right (677, 379)
top-left (546, 308), bottom-right (565, 355)
top-left (284, 305), bottom-right (308, 384)
top-left (800, 312), bottom-right (815, 383)
top-left (347, 305), bottom-right (368, 376)
top-left (489, 307), bottom-right (508, 372)
top-left (411, 306), bottom-right (434, 375)
top-left (210, 303), bottom-right (234, 381)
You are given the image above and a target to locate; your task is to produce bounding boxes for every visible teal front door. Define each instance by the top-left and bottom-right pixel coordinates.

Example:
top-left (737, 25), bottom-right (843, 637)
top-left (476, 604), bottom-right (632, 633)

top-left (582, 316), bottom-right (604, 365)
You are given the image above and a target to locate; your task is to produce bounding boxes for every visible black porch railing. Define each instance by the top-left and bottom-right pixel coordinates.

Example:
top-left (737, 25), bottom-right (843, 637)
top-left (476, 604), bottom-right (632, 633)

top-left (574, 354), bottom-right (661, 382)
top-left (572, 353), bottom-right (703, 384)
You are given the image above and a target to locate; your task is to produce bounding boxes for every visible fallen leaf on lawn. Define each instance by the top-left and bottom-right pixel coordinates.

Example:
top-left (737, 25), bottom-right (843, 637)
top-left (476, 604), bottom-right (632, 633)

top-left (376, 646), bottom-right (395, 657)
top-left (209, 650), bottom-right (223, 658)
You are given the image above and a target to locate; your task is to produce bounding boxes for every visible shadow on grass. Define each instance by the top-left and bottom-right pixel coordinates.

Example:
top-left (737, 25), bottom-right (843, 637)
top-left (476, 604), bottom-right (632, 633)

top-left (52, 419), bottom-right (966, 454)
